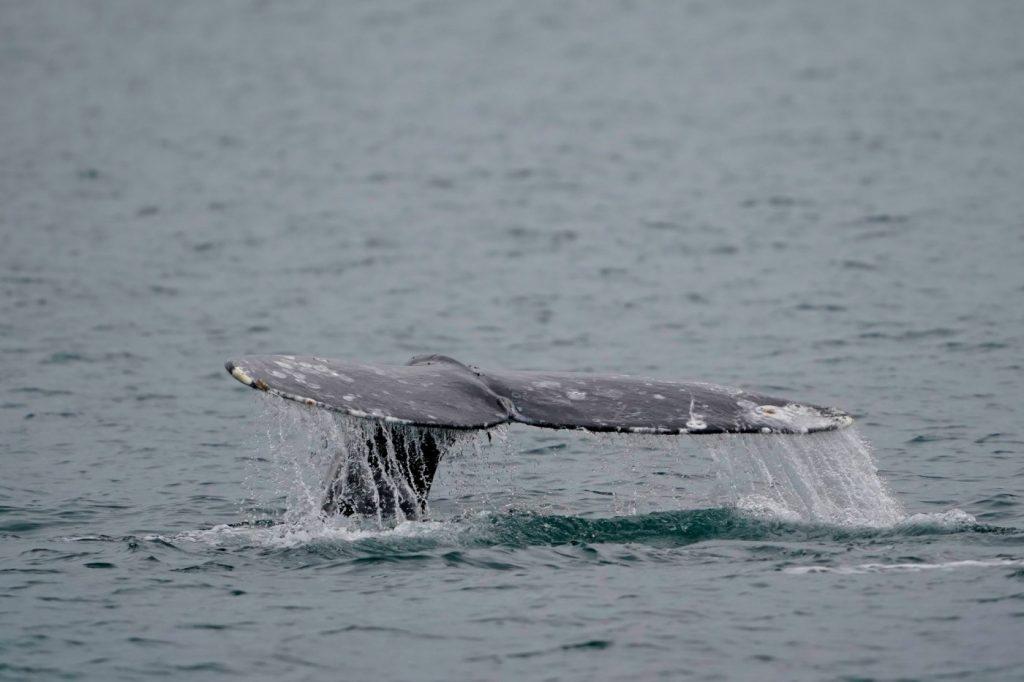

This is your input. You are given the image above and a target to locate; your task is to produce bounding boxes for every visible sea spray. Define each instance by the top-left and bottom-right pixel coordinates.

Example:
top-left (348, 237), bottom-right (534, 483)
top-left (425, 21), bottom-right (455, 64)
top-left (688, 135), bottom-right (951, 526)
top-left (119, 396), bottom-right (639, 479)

top-left (583, 432), bottom-right (713, 516)
top-left (431, 424), bottom-right (516, 514)
top-left (700, 428), bottom-right (905, 526)
top-left (248, 395), bottom-right (905, 528)
top-left (250, 395), bottom-right (498, 528)
top-left (245, 395), bottom-right (344, 523)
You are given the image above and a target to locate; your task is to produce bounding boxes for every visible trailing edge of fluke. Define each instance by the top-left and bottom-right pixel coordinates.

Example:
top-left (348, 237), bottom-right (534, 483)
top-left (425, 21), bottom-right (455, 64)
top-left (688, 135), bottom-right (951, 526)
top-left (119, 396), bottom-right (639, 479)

top-left (225, 353), bottom-right (853, 436)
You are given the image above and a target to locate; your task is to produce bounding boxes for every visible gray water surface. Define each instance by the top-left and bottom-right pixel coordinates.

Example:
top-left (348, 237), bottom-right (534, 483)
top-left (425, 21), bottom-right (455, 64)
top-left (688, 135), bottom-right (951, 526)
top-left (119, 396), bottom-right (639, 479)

top-left (3, 1), bottom-right (1024, 680)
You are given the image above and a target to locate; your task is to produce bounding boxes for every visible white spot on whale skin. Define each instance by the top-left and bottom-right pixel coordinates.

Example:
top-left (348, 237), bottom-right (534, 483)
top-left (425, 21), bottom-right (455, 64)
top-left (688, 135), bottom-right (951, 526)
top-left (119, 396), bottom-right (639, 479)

top-left (274, 360), bottom-right (295, 370)
top-left (653, 394), bottom-right (666, 400)
top-left (745, 402), bottom-right (851, 434)
top-left (270, 370), bottom-right (287, 379)
top-left (567, 390), bottom-right (586, 401)
top-left (685, 397), bottom-right (705, 431)
top-left (535, 380), bottom-right (561, 389)
top-left (626, 425), bottom-right (673, 434)
top-left (230, 366), bottom-right (254, 385)
top-left (342, 394), bottom-right (356, 402)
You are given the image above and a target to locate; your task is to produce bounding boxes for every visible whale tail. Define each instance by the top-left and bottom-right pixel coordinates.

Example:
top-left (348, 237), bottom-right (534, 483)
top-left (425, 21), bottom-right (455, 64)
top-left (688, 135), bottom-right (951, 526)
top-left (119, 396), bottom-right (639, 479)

top-left (227, 354), bottom-right (854, 518)
top-left (320, 424), bottom-right (448, 519)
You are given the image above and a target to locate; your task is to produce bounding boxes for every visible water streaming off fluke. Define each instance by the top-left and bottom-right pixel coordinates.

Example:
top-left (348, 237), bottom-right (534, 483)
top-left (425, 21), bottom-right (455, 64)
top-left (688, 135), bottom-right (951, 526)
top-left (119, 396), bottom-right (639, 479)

top-left (249, 396), bottom-right (903, 529)
top-left (701, 429), bottom-right (905, 527)
top-left (250, 396), bottom-right (493, 528)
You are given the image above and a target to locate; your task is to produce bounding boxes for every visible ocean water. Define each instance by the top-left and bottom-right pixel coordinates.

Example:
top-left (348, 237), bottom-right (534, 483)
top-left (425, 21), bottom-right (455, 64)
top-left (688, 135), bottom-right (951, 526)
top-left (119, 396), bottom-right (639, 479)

top-left (2, 1), bottom-right (1024, 680)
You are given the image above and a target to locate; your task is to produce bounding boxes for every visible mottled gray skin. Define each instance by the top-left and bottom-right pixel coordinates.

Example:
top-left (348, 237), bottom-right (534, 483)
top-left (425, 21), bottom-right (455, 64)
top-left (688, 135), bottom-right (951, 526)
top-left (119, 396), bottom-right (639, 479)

top-left (226, 354), bottom-right (853, 518)
top-left (225, 353), bottom-right (853, 435)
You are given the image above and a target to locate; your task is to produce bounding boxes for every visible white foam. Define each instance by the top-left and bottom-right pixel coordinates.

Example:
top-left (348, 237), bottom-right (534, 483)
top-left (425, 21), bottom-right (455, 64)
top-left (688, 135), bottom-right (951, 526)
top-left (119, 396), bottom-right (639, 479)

top-left (162, 518), bottom-right (455, 550)
top-left (785, 558), bottom-right (1023, 575)
top-left (733, 494), bottom-right (804, 523)
top-left (900, 508), bottom-right (977, 528)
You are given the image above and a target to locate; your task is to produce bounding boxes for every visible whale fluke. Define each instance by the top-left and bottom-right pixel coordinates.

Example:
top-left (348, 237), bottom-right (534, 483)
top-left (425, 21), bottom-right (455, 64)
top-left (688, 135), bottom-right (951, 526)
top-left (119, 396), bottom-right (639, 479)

top-left (226, 354), bottom-right (853, 518)
top-left (226, 353), bottom-right (853, 435)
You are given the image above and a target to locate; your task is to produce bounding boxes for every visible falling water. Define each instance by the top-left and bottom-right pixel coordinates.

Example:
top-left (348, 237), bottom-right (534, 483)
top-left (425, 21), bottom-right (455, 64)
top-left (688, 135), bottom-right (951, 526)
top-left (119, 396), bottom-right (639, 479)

top-left (700, 428), bottom-right (905, 526)
top-left (250, 396), bottom-right (904, 528)
top-left (250, 396), bottom-right (493, 528)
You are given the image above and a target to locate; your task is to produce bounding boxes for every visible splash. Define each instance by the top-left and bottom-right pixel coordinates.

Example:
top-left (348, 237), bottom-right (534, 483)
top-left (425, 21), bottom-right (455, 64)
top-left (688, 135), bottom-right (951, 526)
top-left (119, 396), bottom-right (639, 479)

top-left (700, 428), bottom-right (906, 526)
top-left (171, 518), bottom-right (456, 550)
top-left (247, 396), bottom-right (496, 529)
top-left (245, 396), bottom-right (912, 531)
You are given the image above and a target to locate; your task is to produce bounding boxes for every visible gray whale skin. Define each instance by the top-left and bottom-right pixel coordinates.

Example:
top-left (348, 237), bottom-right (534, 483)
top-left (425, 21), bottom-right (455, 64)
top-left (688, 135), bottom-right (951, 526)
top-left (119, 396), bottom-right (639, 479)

top-left (226, 353), bottom-right (853, 518)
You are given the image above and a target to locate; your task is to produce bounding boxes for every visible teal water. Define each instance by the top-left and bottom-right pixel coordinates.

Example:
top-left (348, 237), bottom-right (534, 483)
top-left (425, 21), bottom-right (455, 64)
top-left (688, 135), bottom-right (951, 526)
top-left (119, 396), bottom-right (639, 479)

top-left (3, 1), bottom-right (1024, 680)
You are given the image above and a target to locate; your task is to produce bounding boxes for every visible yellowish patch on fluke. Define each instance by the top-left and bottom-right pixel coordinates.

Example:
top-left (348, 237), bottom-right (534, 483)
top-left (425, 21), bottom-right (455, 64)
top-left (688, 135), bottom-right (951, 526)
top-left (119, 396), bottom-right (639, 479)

top-left (231, 366), bottom-right (259, 389)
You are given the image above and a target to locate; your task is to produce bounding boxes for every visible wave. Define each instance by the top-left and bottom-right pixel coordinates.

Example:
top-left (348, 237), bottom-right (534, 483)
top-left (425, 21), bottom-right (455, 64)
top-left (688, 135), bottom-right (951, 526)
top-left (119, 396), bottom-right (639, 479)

top-left (154, 506), bottom-right (1004, 554)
